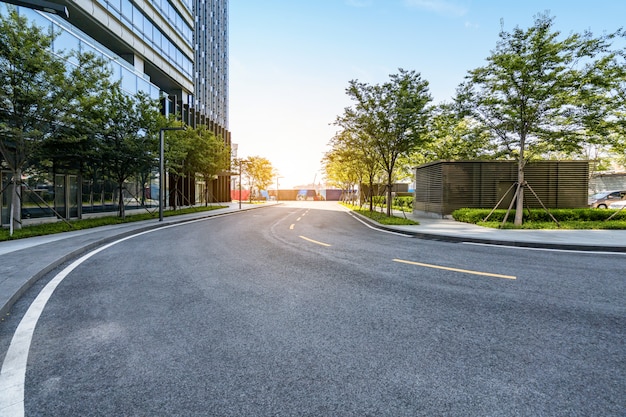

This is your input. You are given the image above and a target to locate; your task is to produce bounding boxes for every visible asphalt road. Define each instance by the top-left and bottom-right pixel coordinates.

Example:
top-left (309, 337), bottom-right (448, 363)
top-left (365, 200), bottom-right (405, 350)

top-left (1, 202), bottom-right (624, 416)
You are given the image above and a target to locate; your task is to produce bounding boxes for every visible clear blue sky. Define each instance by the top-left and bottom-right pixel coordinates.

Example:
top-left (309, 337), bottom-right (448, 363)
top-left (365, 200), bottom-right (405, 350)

top-left (229, 0), bottom-right (625, 188)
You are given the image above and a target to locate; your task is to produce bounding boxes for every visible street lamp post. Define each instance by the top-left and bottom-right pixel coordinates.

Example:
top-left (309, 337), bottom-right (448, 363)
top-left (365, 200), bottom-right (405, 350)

top-left (159, 127), bottom-right (185, 221)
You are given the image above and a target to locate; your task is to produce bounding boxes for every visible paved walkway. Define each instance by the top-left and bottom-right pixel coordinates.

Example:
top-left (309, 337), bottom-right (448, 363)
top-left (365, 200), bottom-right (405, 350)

top-left (1, 202), bottom-right (624, 318)
top-left (387, 209), bottom-right (626, 252)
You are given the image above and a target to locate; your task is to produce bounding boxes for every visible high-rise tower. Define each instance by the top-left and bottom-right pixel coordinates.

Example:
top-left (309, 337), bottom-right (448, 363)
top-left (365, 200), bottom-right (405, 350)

top-left (194, 0), bottom-right (228, 133)
top-left (0, 0), bottom-right (231, 208)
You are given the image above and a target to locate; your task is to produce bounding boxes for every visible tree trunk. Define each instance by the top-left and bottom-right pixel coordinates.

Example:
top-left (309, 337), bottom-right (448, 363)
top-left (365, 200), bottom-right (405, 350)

top-left (386, 183), bottom-right (393, 217)
top-left (118, 183), bottom-right (125, 219)
top-left (514, 159), bottom-right (525, 226)
top-left (367, 176), bottom-right (374, 212)
top-left (10, 169), bottom-right (22, 234)
top-left (171, 175), bottom-right (178, 210)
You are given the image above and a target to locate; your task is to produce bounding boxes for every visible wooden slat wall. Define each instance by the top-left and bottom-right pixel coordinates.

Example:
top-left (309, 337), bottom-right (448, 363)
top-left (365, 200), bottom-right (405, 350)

top-left (414, 160), bottom-right (589, 216)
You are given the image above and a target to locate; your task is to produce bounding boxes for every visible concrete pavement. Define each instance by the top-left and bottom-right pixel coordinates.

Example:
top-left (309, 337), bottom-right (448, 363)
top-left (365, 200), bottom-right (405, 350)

top-left (1, 202), bottom-right (625, 319)
top-left (384, 209), bottom-right (626, 252)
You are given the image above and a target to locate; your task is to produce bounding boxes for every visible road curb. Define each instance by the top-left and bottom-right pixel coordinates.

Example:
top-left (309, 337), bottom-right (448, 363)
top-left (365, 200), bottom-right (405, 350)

top-left (350, 211), bottom-right (626, 253)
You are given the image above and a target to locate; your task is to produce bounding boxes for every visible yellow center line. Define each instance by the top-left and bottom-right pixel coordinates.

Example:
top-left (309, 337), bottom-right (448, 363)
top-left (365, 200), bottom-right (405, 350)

top-left (393, 258), bottom-right (516, 280)
top-left (299, 235), bottom-right (332, 247)
top-left (289, 224), bottom-right (295, 230)
top-left (296, 217), bottom-right (302, 221)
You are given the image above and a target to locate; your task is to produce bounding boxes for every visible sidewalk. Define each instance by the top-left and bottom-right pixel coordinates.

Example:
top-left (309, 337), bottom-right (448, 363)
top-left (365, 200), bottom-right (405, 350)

top-left (1, 202), bottom-right (625, 319)
top-left (385, 210), bottom-right (626, 252)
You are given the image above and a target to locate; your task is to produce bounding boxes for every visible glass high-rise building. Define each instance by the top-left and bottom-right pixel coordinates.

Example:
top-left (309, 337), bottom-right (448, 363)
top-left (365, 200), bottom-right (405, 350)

top-left (194, 0), bottom-right (228, 133)
top-left (0, 0), bottom-right (231, 208)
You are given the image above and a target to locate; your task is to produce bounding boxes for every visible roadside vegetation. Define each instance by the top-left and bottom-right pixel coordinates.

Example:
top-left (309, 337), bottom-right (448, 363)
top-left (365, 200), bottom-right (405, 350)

top-left (0, 9), bottom-right (231, 234)
top-left (0, 205), bottom-right (226, 242)
top-left (324, 13), bottom-right (625, 226)
top-left (452, 208), bottom-right (626, 229)
top-left (341, 203), bottom-right (418, 226)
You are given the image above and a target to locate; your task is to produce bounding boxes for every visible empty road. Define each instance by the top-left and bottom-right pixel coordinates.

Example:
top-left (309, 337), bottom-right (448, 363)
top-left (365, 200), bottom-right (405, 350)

top-left (1, 202), bottom-right (624, 416)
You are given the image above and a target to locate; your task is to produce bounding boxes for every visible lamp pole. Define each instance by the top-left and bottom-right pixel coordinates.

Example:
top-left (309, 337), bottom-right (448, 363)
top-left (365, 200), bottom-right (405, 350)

top-left (159, 127), bottom-right (185, 221)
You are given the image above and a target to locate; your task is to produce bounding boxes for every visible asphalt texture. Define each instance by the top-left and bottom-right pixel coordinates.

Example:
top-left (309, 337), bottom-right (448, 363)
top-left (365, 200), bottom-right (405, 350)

top-left (1, 201), bottom-right (625, 319)
top-left (0, 202), bottom-right (624, 416)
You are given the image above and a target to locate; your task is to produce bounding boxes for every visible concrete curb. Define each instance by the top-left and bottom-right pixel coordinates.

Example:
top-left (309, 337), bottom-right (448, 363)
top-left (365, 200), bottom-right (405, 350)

top-left (350, 211), bottom-right (626, 253)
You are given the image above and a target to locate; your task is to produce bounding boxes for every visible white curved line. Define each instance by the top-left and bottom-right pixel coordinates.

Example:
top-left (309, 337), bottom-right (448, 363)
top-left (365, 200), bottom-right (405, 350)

top-left (347, 212), bottom-right (412, 237)
top-left (0, 218), bottom-right (209, 416)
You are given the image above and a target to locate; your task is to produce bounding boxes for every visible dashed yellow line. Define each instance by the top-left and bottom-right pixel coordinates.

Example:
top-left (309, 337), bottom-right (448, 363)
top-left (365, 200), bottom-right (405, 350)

top-left (393, 258), bottom-right (516, 280)
top-left (289, 224), bottom-right (295, 230)
top-left (299, 235), bottom-right (332, 247)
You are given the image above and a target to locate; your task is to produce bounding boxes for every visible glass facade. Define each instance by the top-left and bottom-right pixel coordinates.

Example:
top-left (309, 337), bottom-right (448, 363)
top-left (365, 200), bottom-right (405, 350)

top-left (5, 0), bottom-right (228, 130)
top-left (195, 0), bottom-right (228, 129)
top-left (96, 0), bottom-right (194, 79)
top-left (14, 5), bottom-right (162, 100)
top-left (0, 0), bottom-right (230, 224)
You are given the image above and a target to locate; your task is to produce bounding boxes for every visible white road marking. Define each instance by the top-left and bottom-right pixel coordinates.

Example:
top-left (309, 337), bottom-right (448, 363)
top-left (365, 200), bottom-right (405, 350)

top-left (393, 258), bottom-right (517, 280)
top-left (347, 212), bottom-right (412, 237)
top-left (0, 218), bottom-right (210, 417)
top-left (299, 235), bottom-right (332, 247)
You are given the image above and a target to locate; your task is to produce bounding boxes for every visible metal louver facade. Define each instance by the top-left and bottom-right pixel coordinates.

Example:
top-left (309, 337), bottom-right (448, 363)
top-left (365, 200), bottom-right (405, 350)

top-left (414, 160), bottom-right (589, 217)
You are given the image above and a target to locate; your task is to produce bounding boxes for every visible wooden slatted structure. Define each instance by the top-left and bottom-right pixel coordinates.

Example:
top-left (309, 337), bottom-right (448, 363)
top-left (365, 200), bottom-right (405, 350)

top-left (414, 160), bottom-right (589, 217)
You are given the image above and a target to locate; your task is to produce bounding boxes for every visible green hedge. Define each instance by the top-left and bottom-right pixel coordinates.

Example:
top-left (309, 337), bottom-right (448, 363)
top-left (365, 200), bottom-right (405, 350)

top-left (369, 195), bottom-right (413, 210)
top-left (394, 196), bottom-right (413, 210)
top-left (452, 208), bottom-right (626, 224)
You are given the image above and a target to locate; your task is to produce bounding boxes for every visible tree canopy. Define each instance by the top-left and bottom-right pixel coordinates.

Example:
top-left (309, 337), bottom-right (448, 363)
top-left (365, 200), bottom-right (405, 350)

top-left (336, 68), bottom-right (432, 215)
top-left (241, 156), bottom-right (274, 201)
top-left (456, 13), bottom-right (624, 224)
top-left (0, 7), bottom-right (235, 228)
top-left (185, 126), bottom-right (230, 204)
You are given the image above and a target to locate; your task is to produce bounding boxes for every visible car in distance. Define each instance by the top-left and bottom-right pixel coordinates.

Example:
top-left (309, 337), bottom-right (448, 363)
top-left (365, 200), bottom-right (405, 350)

top-left (608, 199), bottom-right (626, 210)
top-left (588, 190), bottom-right (626, 208)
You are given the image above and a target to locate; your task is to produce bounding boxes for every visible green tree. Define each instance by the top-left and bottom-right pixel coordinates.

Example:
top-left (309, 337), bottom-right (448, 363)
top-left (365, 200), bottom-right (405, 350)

top-left (344, 69), bottom-right (432, 216)
top-left (457, 13), bottom-right (621, 225)
top-left (163, 123), bottom-right (193, 210)
top-left (186, 126), bottom-right (230, 204)
top-left (242, 156), bottom-right (273, 201)
top-left (322, 133), bottom-right (362, 203)
top-left (417, 103), bottom-right (495, 164)
top-left (97, 87), bottom-right (162, 219)
top-left (134, 91), bottom-right (166, 206)
top-left (0, 8), bottom-right (67, 231)
top-left (40, 51), bottom-right (115, 175)
top-left (324, 128), bottom-right (379, 208)
top-left (601, 39), bottom-right (626, 167)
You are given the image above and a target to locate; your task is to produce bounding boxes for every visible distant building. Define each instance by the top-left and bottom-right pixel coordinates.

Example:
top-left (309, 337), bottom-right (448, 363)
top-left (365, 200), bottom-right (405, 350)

top-left (589, 172), bottom-right (626, 194)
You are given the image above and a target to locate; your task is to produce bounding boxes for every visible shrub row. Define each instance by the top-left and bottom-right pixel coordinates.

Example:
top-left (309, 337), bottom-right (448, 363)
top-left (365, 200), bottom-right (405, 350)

top-left (452, 208), bottom-right (626, 223)
top-left (370, 196), bottom-right (413, 209)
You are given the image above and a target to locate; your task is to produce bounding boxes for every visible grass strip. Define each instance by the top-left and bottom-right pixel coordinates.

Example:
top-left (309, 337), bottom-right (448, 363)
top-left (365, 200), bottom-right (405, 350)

top-left (452, 208), bottom-right (626, 229)
top-left (0, 205), bottom-right (227, 241)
